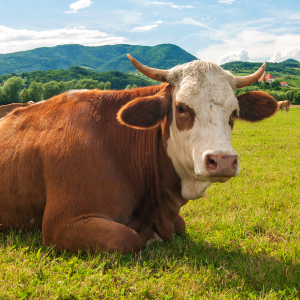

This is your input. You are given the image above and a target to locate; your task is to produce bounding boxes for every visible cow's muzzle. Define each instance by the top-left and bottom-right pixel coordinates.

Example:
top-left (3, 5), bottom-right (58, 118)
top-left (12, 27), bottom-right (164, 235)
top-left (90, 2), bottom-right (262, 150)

top-left (204, 153), bottom-right (238, 178)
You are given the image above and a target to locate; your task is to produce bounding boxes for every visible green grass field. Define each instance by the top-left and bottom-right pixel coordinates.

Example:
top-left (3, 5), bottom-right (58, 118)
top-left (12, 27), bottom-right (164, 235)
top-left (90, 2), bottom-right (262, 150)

top-left (1, 108), bottom-right (300, 299)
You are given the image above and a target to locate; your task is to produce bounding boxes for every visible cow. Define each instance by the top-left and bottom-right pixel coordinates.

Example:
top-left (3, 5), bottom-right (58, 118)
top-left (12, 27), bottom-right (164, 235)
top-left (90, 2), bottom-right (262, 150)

top-left (277, 100), bottom-right (292, 114)
top-left (0, 55), bottom-right (278, 254)
top-left (0, 101), bottom-right (34, 119)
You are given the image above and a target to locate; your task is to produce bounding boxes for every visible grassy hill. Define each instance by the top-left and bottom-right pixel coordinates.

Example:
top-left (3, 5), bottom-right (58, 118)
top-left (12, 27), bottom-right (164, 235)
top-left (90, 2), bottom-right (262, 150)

top-left (0, 44), bottom-right (197, 75)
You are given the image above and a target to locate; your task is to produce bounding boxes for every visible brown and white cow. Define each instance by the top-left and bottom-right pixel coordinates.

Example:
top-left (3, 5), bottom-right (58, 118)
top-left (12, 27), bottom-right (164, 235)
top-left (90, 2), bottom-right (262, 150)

top-left (277, 100), bottom-right (291, 114)
top-left (0, 101), bottom-right (34, 119)
top-left (0, 56), bottom-right (278, 253)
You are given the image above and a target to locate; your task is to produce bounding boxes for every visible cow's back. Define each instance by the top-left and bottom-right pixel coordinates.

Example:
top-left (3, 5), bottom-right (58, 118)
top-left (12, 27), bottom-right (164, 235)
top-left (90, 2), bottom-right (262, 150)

top-left (0, 102), bottom-right (32, 119)
top-left (0, 86), bottom-right (166, 231)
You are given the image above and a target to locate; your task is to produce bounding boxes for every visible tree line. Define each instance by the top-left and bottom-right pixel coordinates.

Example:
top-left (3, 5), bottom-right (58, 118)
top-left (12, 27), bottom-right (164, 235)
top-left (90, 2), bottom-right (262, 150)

top-left (1, 65), bottom-right (299, 105)
top-left (0, 77), bottom-right (115, 105)
top-left (235, 80), bottom-right (300, 104)
top-left (0, 65), bottom-right (155, 105)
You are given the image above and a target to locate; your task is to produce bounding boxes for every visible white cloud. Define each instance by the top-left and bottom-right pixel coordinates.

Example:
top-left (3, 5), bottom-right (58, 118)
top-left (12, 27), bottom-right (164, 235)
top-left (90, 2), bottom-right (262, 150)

top-left (182, 17), bottom-right (222, 34)
top-left (130, 20), bottom-right (163, 32)
top-left (152, 2), bottom-right (193, 9)
top-left (218, 49), bottom-right (250, 64)
top-left (269, 47), bottom-right (300, 62)
top-left (0, 26), bottom-right (126, 54)
top-left (219, 0), bottom-right (235, 4)
top-left (195, 25), bottom-right (300, 63)
top-left (130, 24), bottom-right (158, 32)
top-left (65, 0), bottom-right (92, 13)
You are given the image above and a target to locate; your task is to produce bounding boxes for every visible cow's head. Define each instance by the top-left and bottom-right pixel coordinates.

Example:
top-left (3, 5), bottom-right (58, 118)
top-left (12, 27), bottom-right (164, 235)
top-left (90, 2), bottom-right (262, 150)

top-left (118, 55), bottom-right (278, 200)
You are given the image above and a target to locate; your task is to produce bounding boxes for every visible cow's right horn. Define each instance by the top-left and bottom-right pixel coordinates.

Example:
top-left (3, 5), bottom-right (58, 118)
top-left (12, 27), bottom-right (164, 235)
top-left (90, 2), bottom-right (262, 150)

top-left (235, 61), bottom-right (266, 89)
top-left (127, 54), bottom-right (168, 82)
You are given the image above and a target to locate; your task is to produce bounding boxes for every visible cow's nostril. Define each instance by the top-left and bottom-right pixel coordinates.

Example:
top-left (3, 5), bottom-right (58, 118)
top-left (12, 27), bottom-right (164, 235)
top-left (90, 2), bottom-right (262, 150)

top-left (205, 155), bottom-right (218, 171)
top-left (231, 159), bottom-right (238, 171)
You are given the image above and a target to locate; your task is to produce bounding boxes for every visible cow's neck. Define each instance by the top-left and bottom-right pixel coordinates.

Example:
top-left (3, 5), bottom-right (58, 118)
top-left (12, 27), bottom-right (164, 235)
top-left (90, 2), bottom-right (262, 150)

top-left (142, 107), bottom-right (188, 239)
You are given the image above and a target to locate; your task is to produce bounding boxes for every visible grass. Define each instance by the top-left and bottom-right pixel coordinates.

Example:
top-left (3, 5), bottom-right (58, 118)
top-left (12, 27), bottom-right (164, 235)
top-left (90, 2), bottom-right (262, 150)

top-left (1, 108), bottom-right (300, 299)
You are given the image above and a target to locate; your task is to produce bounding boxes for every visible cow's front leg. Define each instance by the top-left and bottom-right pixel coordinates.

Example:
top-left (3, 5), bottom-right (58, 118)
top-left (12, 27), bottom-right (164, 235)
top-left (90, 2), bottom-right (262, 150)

top-left (42, 215), bottom-right (144, 254)
top-left (174, 214), bottom-right (186, 234)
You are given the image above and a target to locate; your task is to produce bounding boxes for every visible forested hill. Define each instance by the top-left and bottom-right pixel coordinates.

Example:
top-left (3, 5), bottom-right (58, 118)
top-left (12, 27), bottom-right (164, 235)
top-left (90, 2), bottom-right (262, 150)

top-left (0, 44), bottom-right (197, 75)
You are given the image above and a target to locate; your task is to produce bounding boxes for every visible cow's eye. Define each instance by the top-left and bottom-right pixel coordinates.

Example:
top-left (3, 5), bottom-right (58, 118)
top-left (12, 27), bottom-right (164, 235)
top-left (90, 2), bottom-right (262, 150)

top-left (232, 109), bottom-right (239, 118)
top-left (177, 106), bottom-right (185, 114)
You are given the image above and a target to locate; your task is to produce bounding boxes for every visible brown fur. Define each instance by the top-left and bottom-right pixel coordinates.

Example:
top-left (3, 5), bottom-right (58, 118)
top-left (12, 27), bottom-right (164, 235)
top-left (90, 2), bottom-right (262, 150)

top-left (117, 84), bottom-right (172, 129)
top-left (277, 100), bottom-right (291, 114)
top-left (0, 85), bottom-right (278, 254)
top-left (0, 102), bottom-right (33, 119)
top-left (237, 91), bottom-right (278, 122)
top-left (0, 85), bottom-right (186, 254)
top-left (175, 101), bottom-right (196, 131)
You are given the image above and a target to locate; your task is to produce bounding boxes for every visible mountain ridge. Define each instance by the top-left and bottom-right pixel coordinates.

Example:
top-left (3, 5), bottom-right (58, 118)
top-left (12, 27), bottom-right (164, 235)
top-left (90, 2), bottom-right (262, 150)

top-left (0, 44), bottom-right (197, 75)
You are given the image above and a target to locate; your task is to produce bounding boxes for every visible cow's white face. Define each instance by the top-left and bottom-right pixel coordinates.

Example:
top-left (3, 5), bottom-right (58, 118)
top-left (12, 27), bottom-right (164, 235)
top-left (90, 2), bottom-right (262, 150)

top-left (118, 56), bottom-right (277, 201)
top-left (165, 61), bottom-right (239, 200)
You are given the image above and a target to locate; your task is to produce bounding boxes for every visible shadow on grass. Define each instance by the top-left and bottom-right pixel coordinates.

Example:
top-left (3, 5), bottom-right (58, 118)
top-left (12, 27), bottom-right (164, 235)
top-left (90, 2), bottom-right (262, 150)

top-left (1, 229), bottom-right (299, 297)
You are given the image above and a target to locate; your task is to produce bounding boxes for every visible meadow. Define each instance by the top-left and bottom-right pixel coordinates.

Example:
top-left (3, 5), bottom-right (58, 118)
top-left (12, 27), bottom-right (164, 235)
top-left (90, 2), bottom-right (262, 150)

top-left (0, 107), bottom-right (300, 299)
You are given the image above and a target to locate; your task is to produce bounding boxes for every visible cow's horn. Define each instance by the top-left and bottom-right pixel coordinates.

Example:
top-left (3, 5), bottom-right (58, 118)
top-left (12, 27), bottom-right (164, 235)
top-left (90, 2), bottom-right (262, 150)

top-left (127, 54), bottom-right (168, 82)
top-left (235, 61), bottom-right (266, 89)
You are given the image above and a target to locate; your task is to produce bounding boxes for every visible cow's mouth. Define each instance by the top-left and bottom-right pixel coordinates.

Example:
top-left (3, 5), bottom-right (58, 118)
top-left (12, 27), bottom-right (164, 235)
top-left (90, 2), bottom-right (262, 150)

top-left (207, 176), bottom-right (232, 183)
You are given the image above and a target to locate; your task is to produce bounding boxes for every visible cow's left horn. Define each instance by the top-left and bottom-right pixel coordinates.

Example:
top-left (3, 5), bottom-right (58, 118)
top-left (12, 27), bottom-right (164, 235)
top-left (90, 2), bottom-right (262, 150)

top-left (235, 61), bottom-right (266, 89)
top-left (127, 54), bottom-right (168, 82)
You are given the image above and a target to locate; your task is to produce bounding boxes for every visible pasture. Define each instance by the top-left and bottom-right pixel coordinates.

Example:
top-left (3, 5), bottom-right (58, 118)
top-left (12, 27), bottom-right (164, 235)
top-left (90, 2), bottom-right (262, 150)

top-left (1, 107), bottom-right (300, 299)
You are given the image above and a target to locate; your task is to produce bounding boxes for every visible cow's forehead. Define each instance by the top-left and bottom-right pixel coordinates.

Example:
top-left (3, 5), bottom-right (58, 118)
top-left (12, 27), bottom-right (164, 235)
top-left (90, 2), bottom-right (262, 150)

top-left (169, 60), bottom-right (237, 110)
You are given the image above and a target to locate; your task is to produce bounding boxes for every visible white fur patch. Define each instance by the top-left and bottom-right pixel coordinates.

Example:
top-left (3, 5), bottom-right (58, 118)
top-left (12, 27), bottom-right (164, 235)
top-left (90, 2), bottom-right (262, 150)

top-left (165, 60), bottom-right (240, 200)
top-left (67, 89), bottom-right (89, 96)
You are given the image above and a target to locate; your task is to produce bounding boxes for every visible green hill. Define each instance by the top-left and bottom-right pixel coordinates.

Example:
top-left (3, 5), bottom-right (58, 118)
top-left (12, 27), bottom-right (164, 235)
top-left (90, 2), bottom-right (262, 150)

top-left (221, 60), bottom-right (300, 75)
top-left (283, 58), bottom-right (299, 63)
top-left (0, 44), bottom-right (197, 75)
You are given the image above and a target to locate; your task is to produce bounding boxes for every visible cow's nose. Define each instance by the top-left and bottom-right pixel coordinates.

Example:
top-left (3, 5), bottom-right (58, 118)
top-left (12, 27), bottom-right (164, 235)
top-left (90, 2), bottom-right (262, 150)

top-left (204, 154), bottom-right (238, 177)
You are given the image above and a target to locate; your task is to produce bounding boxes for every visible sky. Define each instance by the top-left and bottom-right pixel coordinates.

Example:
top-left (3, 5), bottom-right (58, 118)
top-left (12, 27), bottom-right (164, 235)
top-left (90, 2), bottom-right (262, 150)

top-left (0, 0), bottom-right (300, 64)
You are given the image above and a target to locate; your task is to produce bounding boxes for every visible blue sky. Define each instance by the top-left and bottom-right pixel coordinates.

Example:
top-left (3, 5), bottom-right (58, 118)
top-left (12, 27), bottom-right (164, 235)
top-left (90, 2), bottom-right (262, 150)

top-left (0, 0), bottom-right (300, 64)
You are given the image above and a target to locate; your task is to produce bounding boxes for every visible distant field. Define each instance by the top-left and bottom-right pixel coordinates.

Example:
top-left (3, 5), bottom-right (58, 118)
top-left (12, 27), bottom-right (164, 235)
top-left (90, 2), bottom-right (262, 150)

top-left (1, 108), bottom-right (300, 299)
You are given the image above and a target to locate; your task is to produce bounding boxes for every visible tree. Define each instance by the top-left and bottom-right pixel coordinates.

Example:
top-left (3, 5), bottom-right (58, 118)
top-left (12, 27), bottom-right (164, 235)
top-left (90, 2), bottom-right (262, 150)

top-left (20, 88), bottom-right (31, 103)
top-left (0, 87), bottom-right (3, 104)
top-left (64, 80), bottom-right (77, 91)
top-left (58, 81), bottom-right (66, 93)
top-left (104, 81), bottom-right (111, 90)
top-left (286, 89), bottom-right (297, 101)
top-left (28, 81), bottom-right (42, 102)
top-left (1, 76), bottom-right (23, 104)
top-left (42, 81), bottom-right (60, 100)
top-left (261, 81), bottom-right (270, 89)
top-left (132, 84), bottom-right (137, 89)
top-left (125, 84), bottom-right (132, 90)
top-left (271, 79), bottom-right (280, 90)
top-left (75, 79), bottom-right (99, 90)
top-left (293, 91), bottom-right (300, 104)
top-left (98, 82), bottom-right (105, 90)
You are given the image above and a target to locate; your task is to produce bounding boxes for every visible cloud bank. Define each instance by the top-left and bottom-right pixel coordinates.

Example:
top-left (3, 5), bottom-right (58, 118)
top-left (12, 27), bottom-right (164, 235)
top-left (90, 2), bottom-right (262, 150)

top-left (269, 47), bottom-right (300, 62)
top-left (196, 26), bottom-right (300, 63)
top-left (0, 26), bottom-right (126, 54)
top-left (218, 49), bottom-right (250, 64)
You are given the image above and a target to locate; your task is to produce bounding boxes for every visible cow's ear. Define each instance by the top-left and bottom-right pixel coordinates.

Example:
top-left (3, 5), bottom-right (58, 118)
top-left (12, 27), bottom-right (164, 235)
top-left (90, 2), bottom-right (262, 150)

top-left (237, 91), bottom-right (278, 122)
top-left (117, 84), bottom-right (172, 129)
